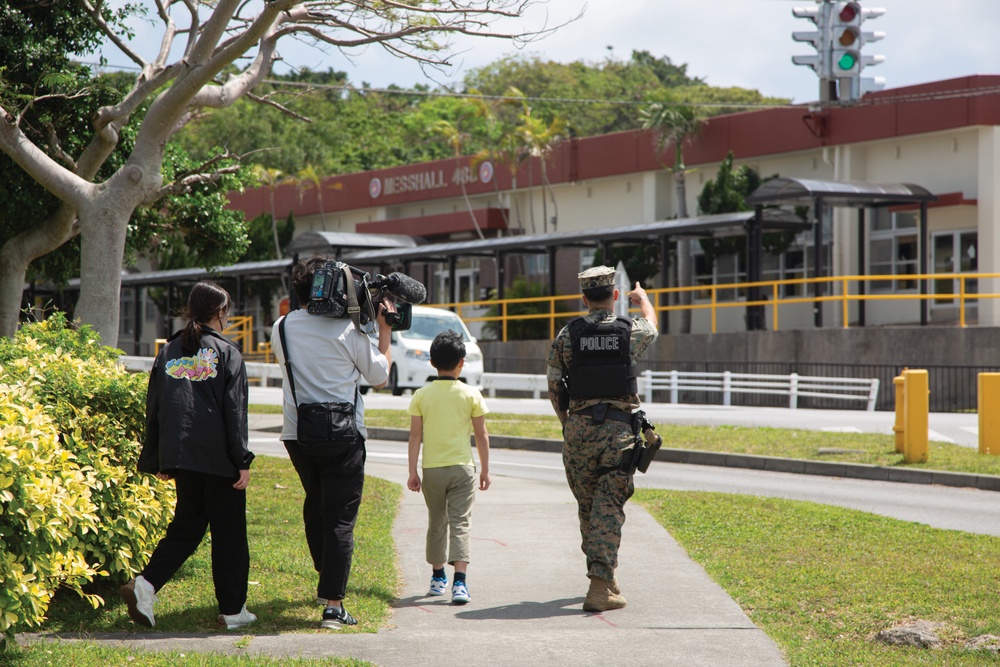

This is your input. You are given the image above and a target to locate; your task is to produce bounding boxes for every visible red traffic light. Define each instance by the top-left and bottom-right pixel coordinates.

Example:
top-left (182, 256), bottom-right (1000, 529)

top-left (839, 1), bottom-right (860, 22)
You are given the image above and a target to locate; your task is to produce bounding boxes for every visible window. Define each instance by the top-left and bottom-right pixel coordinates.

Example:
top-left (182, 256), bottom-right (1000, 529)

top-left (119, 290), bottom-right (137, 338)
top-left (435, 265), bottom-right (477, 304)
top-left (524, 254), bottom-right (549, 276)
top-left (694, 251), bottom-right (746, 301)
top-left (869, 210), bottom-right (919, 292)
top-left (762, 246), bottom-right (806, 298)
top-left (692, 234), bottom-right (827, 303)
top-left (932, 231), bottom-right (977, 305)
top-left (145, 289), bottom-right (157, 322)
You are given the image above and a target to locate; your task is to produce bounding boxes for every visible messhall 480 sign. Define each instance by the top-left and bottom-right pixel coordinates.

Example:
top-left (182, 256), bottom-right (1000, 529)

top-left (369, 161), bottom-right (493, 199)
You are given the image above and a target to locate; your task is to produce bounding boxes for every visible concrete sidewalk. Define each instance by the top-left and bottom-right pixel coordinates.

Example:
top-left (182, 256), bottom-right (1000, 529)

top-left (59, 456), bottom-right (785, 666)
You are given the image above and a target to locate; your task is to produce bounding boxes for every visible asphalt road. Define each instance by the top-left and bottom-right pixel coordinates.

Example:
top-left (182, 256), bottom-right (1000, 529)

top-left (249, 388), bottom-right (1000, 538)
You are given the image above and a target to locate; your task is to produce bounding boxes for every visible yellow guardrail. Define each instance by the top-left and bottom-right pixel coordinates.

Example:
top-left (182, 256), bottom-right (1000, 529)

top-left (431, 272), bottom-right (1000, 340)
top-left (154, 316), bottom-right (275, 362)
top-left (148, 272), bottom-right (994, 349)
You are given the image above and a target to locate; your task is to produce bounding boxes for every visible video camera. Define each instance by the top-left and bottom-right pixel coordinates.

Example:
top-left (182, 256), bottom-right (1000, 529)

top-left (307, 260), bottom-right (427, 333)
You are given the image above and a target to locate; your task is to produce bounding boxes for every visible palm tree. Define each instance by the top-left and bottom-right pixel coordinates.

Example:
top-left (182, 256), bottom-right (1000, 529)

top-left (517, 106), bottom-right (566, 234)
top-left (639, 102), bottom-right (703, 333)
top-left (471, 86), bottom-right (533, 234)
top-left (430, 119), bottom-right (486, 240)
top-left (296, 164), bottom-right (326, 229)
top-left (251, 165), bottom-right (289, 260)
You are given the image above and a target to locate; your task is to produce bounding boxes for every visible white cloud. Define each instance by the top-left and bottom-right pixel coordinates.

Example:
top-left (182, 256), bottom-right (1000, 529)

top-left (93, 0), bottom-right (1000, 105)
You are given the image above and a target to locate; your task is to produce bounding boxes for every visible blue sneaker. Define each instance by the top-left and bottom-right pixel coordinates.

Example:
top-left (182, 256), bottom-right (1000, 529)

top-left (451, 580), bottom-right (470, 605)
top-left (428, 576), bottom-right (448, 596)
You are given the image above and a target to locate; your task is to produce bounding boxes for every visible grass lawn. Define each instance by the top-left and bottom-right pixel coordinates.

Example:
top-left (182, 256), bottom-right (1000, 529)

top-left (4, 456), bottom-right (397, 667)
top-left (9, 407), bottom-right (1000, 667)
top-left (359, 408), bottom-right (1000, 477)
top-left (635, 490), bottom-right (1000, 666)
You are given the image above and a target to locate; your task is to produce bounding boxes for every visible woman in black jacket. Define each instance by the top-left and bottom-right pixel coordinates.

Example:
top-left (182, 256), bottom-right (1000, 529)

top-left (121, 281), bottom-right (256, 630)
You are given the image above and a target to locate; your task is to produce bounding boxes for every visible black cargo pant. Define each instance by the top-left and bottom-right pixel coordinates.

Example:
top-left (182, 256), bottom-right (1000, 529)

top-left (284, 436), bottom-right (366, 602)
top-left (141, 470), bottom-right (249, 615)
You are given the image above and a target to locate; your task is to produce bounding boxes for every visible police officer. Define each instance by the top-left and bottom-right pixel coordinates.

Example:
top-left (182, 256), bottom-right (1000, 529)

top-left (546, 265), bottom-right (658, 612)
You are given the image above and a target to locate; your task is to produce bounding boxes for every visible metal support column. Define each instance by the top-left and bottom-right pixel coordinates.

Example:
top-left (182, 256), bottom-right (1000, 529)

top-left (747, 207), bottom-right (764, 331)
top-left (813, 199), bottom-right (824, 328)
top-left (920, 202), bottom-right (929, 326)
top-left (448, 255), bottom-right (457, 307)
top-left (659, 235), bottom-right (670, 334)
top-left (548, 246), bottom-right (558, 298)
top-left (858, 207), bottom-right (866, 326)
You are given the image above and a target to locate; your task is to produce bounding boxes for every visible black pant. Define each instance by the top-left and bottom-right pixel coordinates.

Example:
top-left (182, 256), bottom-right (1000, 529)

top-left (284, 437), bottom-right (366, 601)
top-left (141, 470), bottom-right (249, 615)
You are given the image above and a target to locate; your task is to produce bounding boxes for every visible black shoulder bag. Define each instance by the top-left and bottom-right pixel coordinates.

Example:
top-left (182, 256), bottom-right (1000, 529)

top-left (278, 316), bottom-right (359, 448)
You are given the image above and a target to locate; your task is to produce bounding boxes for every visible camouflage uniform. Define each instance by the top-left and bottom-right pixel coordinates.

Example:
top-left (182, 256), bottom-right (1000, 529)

top-left (547, 289), bottom-right (657, 583)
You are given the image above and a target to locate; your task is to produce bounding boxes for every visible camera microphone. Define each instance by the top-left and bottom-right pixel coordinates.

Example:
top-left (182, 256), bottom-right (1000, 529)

top-left (376, 272), bottom-right (427, 305)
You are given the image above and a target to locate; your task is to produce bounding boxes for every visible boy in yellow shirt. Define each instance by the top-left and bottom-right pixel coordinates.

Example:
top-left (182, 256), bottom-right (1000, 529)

top-left (407, 329), bottom-right (491, 604)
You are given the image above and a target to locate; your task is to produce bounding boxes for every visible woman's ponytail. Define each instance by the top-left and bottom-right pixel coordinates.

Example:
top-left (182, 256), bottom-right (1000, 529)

top-left (180, 281), bottom-right (234, 353)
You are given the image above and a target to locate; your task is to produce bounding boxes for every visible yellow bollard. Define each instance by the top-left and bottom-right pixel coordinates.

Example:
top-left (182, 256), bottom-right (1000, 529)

top-left (903, 369), bottom-right (929, 464)
top-left (892, 371), bottom-right (906, 453)
top-left (978, 373), bottom-right (1000, 455)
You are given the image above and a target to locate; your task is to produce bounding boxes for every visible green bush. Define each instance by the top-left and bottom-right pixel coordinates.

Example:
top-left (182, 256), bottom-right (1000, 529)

top-left (483, 275), bottom-right (573, 341)
top-left (0, 314), bottom-right (174, 646)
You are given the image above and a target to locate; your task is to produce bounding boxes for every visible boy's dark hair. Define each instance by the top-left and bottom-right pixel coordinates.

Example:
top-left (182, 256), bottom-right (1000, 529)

top-left (430, 329), bottom-right (466, 371)
top-left (291, 256), bottom-right (329, 305)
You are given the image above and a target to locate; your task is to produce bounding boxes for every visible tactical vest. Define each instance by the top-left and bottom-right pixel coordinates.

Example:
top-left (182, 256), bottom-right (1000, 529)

top-left (566, 316), bottom-right (637, 399)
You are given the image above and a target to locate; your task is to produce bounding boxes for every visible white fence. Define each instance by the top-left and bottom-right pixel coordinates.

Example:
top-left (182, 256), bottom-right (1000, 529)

top-left (119, 359), bottom-right (879, 411)
top-left (481, 372), bottom-right (549, 399)
top-left (119, 356), bottom-right (282, 385)
top-left (639, 370), bottom-right (880, 411)
top-left (480, 370), bottom-right (880, 411)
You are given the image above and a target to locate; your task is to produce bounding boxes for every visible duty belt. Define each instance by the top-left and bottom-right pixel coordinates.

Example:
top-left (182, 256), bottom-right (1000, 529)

top-left (573, 404), bottom-right (635, 426)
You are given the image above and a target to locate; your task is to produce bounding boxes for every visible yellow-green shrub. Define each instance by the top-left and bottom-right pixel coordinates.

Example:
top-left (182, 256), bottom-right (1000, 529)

top-left (0, 314), bottom-right (174, 645)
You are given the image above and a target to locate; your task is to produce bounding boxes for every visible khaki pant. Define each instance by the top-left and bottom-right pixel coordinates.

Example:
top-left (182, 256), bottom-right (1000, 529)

top-left (421, 465), bottom-right (476, 565)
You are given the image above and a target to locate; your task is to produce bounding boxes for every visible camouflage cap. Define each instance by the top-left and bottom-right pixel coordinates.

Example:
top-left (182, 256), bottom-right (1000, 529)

top-left (578, 265), bottom-right (616, 290)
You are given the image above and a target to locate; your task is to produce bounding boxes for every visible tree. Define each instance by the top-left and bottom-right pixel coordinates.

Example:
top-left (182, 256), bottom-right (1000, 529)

top-left (0, 0), bottom-right (555, 348)
top-left (517, 104), bottom-right (566, 234)
top-left (697, 152), bottom-right (798, 264)
top-left (430, 118), bottom-right (487, 239)
top-left (639, 100), bottom-right (703, 333)
top-left (251, 165), bottom-right (291, 259)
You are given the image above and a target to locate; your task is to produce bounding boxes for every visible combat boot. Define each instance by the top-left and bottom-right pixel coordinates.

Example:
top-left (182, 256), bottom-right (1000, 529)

top-left (582, 576), bottom-right (627, 612)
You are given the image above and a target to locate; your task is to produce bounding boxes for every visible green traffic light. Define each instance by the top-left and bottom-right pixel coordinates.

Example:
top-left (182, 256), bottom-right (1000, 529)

top-left (838, 52), bottom-right (858, 71)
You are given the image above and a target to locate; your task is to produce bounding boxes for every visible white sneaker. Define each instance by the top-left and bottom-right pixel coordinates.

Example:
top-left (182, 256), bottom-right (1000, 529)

top-left (121, 575), bottom-right (158, 627)
top-left (451, 580), bottom-right (471, 605)
top-left (219, 605), bottom-right (257, 630)
top-left (428, 576), bottom-right (448, 596)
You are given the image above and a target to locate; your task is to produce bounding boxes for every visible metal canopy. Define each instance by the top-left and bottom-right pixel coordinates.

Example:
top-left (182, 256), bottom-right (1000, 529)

top-left (342, 211), bottom-right (808, 266)
top-left (747, 177), bottom-right (937, 208)
top-left (67, 258), bottom-right (293, 288)
top-left (284, 231), bottom-right (419, 256)
top-left (746, 177), bottom-right (938, 330)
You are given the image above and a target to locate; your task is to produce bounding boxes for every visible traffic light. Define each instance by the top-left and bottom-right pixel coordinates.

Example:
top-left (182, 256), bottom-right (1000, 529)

top-left (791, 5), bottom-right (830, 79)
top-left (829, 1), bottom-right (886, 102)
top-left (830, 1), bottom-right (862, 79)
top-left (792, 3), bottom-right (835, 102)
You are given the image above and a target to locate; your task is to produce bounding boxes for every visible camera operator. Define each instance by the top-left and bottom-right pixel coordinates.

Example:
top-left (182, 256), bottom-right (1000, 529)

top-left (271, 256), bottom-right (396, 630)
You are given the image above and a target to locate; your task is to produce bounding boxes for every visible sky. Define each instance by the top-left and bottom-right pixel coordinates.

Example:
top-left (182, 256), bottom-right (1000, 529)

top-left (95, 0), bottom-right (1000, 105)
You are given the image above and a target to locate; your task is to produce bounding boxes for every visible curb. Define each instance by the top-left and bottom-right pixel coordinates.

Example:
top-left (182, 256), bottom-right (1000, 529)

top-left (365, 427), bottom-right (1000, 493)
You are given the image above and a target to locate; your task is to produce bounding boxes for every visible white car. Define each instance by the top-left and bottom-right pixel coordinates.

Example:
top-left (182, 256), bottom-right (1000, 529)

top-left (361, 305), bottom-right (484, 396)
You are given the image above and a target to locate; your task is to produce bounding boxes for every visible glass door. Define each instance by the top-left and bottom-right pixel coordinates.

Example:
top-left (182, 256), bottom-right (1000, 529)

top-left (932, 231), bottom-right (977, 306)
